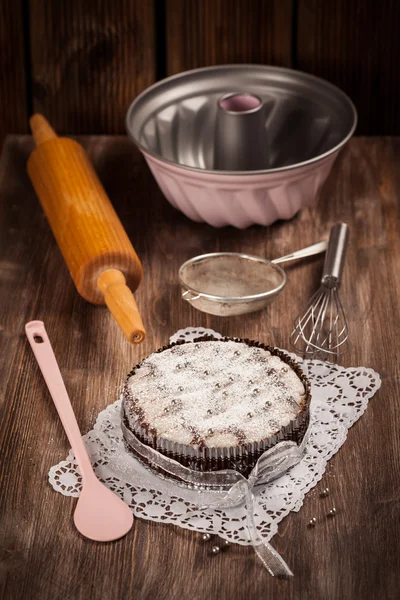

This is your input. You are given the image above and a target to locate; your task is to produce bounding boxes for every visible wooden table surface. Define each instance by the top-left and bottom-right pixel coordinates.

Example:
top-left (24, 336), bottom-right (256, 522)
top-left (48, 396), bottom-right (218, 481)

top-left (0, 135), bottom-right (399, 600)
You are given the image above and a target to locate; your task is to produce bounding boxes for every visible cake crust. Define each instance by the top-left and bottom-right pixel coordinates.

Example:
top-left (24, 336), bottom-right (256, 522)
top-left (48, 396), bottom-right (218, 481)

top-left (122, 336), bottom-right (311, 477)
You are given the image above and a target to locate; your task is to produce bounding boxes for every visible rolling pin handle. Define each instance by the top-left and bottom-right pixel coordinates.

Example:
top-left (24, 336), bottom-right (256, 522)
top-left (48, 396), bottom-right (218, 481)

top-left (30, 114), bottom-right (58, 146)
top-left (97, 269), bottom-right (146, 344)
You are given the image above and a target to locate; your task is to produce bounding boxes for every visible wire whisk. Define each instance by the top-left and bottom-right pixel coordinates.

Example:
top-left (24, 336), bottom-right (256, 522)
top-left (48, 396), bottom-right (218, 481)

top-left (290, 223), bottom-right (349, 359)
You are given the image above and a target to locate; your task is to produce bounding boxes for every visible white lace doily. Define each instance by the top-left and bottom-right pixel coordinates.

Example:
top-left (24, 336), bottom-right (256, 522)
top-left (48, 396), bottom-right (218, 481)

top-left (49, 328), bottom-right (381, 545)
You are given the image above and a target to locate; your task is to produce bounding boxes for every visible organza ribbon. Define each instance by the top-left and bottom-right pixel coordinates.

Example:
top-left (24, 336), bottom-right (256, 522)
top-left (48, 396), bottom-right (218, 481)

top-left (121, 415), bottom-right (309, 577)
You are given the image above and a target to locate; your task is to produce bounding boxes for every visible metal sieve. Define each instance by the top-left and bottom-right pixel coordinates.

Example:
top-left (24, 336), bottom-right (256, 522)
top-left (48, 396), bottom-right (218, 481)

top-left (179, 241), bottom-right (327, 317)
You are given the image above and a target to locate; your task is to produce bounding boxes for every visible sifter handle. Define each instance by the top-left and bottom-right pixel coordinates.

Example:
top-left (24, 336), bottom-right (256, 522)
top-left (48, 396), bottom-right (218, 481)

top-left (97, 269), bottom-right (146, 344)
top-left (321, 223), bottom-right (349, 287)
top-left (272, 240), bottom-right (328, 265)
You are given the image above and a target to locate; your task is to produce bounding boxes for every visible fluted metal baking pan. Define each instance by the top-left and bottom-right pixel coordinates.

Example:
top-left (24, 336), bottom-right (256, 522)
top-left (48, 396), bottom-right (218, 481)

top-left (126, 65), bottom-right (357, 227)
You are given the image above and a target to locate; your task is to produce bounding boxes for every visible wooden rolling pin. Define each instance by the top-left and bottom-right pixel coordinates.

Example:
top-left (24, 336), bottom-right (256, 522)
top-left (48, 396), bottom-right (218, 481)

top-left (27, 114), bottom-right (145, 343)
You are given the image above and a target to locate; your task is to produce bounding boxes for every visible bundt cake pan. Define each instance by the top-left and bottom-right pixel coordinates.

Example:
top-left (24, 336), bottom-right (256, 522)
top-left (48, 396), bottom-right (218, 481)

top-left (126, 65), bottom-right (357, 228)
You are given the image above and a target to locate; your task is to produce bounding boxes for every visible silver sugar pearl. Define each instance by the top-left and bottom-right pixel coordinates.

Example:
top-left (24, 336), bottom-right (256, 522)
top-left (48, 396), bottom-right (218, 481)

top-left (320, 487), bottom-right (330, 497)
top-left (211, 546), bottom-right (220, 555)
top-left (202, 533), bottom-right (211, 541)
top-left (328, 507), bottom-right (337, 517)
top-left (249, 379), bottom-right (254, 385)
top-left (222, 539), bottom-right (230, 547)
top-left (252, 388), bottom-right (260, 395)
top-left (215, 382), bottom-right (221, 388)
top-left (204, 370), bottom-right (210, 375)
top-left (176, 364), bottom-right (183, 370)
top-left (208, 428), bottom-right (214, 435)
top-left (281, 367), bottom-right (289, 373)
top-left (222, 391), bottom-right (228, 397)
top-left (163, 407), bottom-right (170, 414)
top-left (247, 412), bottom-right (253, 418)
top-left (265, 400), bottom-right (272, 408)
top-left (178, 386), bottom-right (184, 392)
top-left (308, 517), bottom-right (317, 527)
top-left (171, 399), bottom-right (178, 405)
top-left (234, 351), bottom-right (240, 356)
top-left (207, 409), bottom-right (213, 415)
top-left (229, 376), bottom-right (234, 382)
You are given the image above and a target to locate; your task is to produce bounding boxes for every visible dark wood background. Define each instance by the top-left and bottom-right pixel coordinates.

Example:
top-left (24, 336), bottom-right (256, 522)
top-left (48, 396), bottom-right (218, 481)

top-left (1, 0), bottom-right (400, 146)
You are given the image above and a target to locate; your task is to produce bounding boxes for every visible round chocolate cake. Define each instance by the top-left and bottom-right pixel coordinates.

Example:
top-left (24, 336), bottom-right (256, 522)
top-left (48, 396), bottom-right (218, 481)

top-left (122, 337), bottom-right (310, 478)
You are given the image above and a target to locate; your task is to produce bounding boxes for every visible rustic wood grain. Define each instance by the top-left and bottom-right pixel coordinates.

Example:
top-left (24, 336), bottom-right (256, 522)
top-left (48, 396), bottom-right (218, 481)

top-left (296, 0), bottom-right (400, 135)
top-left (165, 0), bottom-right (293, 75)
top-left (28, 0), bottom-right (156, 133)
top-left (1, 135), bottom-right (399, 599)
top-left (2, 0), bottom-right (400, 139)
top-left (0, 0), bottom-right (28, 146)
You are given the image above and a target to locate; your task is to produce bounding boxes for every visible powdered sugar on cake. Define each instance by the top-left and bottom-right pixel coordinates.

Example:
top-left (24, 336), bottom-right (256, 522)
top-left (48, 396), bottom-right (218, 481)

top-left (124, 340), bottom-right (305, 448)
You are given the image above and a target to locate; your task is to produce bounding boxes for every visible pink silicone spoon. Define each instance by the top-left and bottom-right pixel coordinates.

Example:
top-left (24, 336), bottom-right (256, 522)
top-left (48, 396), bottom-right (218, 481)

top-left (25, 320), bottom-right (134, 541)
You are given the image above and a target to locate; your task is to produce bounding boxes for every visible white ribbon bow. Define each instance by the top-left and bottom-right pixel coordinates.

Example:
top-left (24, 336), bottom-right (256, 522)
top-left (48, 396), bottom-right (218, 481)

top-left (121, 415), bottom-right (309, 577)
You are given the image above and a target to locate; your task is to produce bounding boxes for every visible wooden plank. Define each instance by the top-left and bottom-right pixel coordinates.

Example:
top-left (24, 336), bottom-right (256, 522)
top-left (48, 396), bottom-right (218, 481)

top-left (165, 0), bottom-right (293, 75)
top-left (1, 135), bottom-right (400, 599)
top-left (29, 0), bottom-right (156, 134)
top-left (296, 0), bottom-right (400, 134)
top-left (0, 1), bottom-right (28, 146)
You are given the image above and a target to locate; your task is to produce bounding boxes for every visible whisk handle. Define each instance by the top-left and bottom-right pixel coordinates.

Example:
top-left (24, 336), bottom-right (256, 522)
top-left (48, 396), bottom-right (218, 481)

top-left (322, 223), bottom-right (349, 286)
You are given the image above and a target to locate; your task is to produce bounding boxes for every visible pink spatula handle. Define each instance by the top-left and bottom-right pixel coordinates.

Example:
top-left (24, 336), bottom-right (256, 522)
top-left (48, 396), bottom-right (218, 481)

top-left (25, 321), bottom-right (93, 480)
